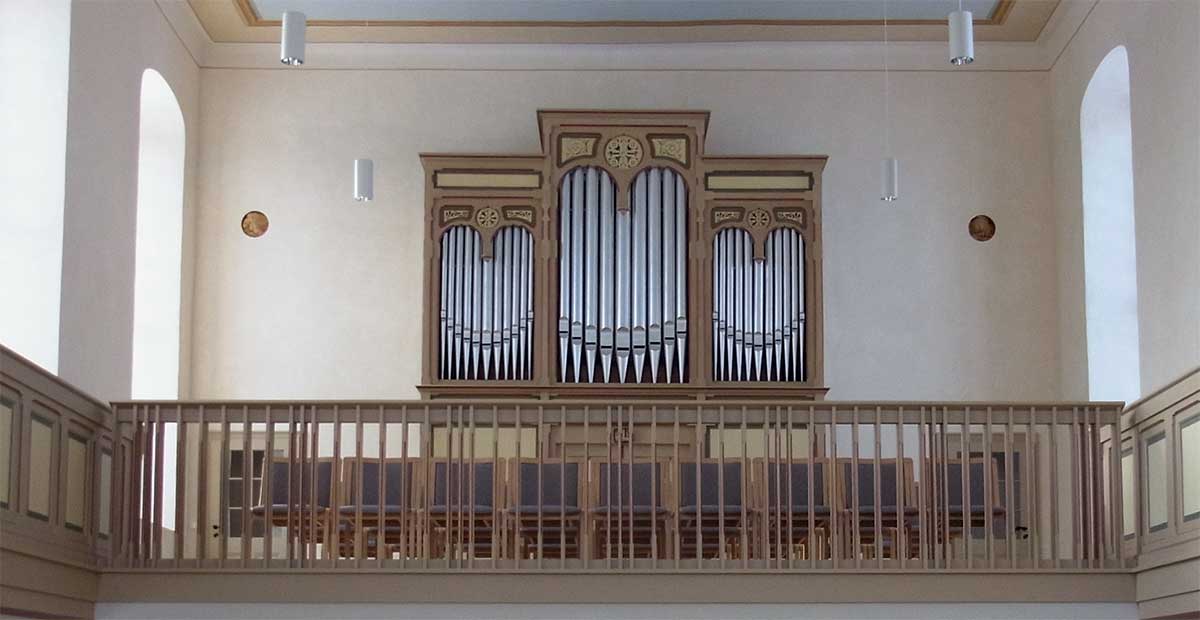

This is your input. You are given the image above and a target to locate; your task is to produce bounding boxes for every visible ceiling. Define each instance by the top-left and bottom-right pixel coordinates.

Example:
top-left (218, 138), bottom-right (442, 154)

top-left (186, 0), bottom-right (1062, 44)
top-left (248, 0), bottom-right (1001, 23)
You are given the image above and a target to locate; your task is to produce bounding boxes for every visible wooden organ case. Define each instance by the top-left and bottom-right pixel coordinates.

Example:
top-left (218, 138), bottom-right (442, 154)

top-left (420, 110), bottom-right (827, 400)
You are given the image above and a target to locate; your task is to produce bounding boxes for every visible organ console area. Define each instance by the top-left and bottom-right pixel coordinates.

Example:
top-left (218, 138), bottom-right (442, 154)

top-left (419, 110), bottom-right (827, 400)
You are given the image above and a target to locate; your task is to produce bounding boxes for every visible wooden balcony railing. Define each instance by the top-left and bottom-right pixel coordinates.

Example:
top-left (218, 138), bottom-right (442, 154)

top-left (101, 399), bottom-right (1131, 571)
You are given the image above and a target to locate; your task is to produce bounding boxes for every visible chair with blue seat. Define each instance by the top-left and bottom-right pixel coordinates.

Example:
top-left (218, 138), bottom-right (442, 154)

top-left (420, 460), bottom-right (497, 560)
top-left (507, 460), bottom-right (583, 559)
top-left (590, 461), bottom-right (671, 559)
top-left (337, 459), bottom-right (413, 559)
top-left (677, 461), bottom-right (746, 559)
top-left (838, 458), bottom-right (918, 559)
top-left (754, 460), bottom-right (833, 560)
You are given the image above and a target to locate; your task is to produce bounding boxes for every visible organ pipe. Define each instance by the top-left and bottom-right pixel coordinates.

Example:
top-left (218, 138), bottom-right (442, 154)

top-left (711, 227), bottom-right (806, 382)
top-left (439, 225), bottom-right (534, 380)
top-left (558, 166), bottom-right (688, 383)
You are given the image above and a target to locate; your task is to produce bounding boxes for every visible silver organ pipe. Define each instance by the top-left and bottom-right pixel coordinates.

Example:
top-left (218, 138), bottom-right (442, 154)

top-left (439, 225), bottom-right (534, 380)
top-left (558, 166), bottom-right (688, 383)
top-left (712, 227), bottom-right (806, 382)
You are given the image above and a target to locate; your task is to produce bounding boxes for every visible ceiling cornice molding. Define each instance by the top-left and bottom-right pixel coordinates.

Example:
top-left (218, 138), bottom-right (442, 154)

top-left (160, 0), bottom-right (1094, 72)
top-left (157, 0), bottom-right (212, 66)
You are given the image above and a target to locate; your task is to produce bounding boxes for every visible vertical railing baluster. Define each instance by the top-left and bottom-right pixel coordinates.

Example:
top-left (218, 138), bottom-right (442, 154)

top-left (153, 405), bottom-right (165, 566)
top-left (238, 402), bottom-right (250, 568)
top-left (261, 405), bottom-right (271, 568)
top-left (1050, 406), bottom-right (1060, 569)
top-left (582, 404), bottom-right (589, 569)
top-left (221, 406), bottom-right (231, 566)
top-left (829, 405), bottom-right (839, 568)
top-left (851, 405), bottom-right (860, 568)
top-left (804, 405), bottom-right (814, 568)
top-left (985, 406), bottom-right (994, 568)
top-left (330, 405), bottom-right (342, 568)
top-left (650, 404), bottom-right (658, 569)
top-left (377, 405), bottom-right (387, 567)
top-left (605, 404), bottom-right (612, 569)
top-left (739, 405), bottom-right (747, 569)
top-left (1027, 406), bottom-right (1038, 569)
top-left (402, 404), bottom-right (411, 566)
top-left (962, 406), bottom-right (971, 569)
top-left (896, 406), bottom-right (905, 568)
top-left (673, 405), bottom-right (681, 568)
top-left (469, 404), bottom-right (477, 570)
top-left (873, 406), bottom-right (882, 567)
top-left (918, 406), bottom-right (928, 569)
top-left (1004, 407), bottom-right (1015, 568)
top-left (174, 407), bottom-right (185, 566)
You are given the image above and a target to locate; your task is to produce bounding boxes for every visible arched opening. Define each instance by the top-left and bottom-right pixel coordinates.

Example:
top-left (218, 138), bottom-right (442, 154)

top-left (132, 69), bottom-right (185, 532)
top-left (1081, 46), bottom-right (1140, 404)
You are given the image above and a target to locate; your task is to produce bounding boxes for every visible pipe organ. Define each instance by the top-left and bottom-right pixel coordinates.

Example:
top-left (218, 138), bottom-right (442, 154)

top-left (557, 166), bottom-right (688, 384)
top-left (421, 110), bottom-right (826, 400)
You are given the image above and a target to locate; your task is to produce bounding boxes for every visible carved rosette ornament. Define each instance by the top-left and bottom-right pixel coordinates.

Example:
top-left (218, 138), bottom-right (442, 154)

top-left (475, 207), bottom-right (500, 229)
top-left (748, 209), bottom-right (771, 229)
top-left (604, 135), bottom-right (643, 169)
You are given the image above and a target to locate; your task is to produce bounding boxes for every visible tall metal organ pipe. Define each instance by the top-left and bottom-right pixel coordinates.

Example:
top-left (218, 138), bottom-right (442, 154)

top-left (558, 166), bottom-right (688, 383)
top-left (439, 225), bottom-right (533, 380)
top-left (712, 227), bottom-right (806, 382)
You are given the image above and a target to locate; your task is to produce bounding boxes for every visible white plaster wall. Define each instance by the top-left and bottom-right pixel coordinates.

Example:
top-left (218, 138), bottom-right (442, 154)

top-left (1052, 0), bottom-right (1200, 400)
top-left (58, 0), bottom-right (201, 401)
top-left (95, 602), bottom-right (1137, 620)
top-left (192, 68), bottom-right (1058, 400)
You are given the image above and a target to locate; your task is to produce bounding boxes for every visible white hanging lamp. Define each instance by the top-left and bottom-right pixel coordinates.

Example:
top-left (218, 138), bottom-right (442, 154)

top-left (353, 158), bottom-right (374, 201)
top-left (280, 11), bottom-right (306, 66)
top-left (352, 20), bottom-right (374, 202)
top-left (881, 0), bottom-right (898, 202)
top-left (881, 158), bottom-right (899, 202)
top-left (948, 0), bottom-right (975, 65)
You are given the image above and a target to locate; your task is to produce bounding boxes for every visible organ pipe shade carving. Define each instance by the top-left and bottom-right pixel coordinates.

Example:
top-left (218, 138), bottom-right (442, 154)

top-left (557, 167), bottom-right (688, 384)
top-left (440, 225), bottom-right (534, 380)
top-left (712, 227), bottom-right (805, 382)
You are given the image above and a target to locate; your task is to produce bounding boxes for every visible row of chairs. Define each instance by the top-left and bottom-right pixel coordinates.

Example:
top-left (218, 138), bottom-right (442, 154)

top-left (249, 457), bottom-right (1004, 560)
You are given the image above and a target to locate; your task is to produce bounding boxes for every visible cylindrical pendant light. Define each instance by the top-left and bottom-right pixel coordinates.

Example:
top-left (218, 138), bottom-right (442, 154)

top-left (881, 157), bottom-right (899, 202)
top-left (280, 11), bottom-right (306, 66)
top-left (949, 8), bottom-right (975, 65)
top-left (880, 0), bottom-right (899, 202)
top-left (353, 159), bottom-right (374, 201)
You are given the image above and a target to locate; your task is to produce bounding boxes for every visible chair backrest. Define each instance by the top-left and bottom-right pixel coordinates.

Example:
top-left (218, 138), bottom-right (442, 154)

top-left (944, 460), bottom-right (993, 508)
top-left (597, 462), bottom-right (662, 508)
top-left (765, 461), bottom-right (826, 508)
top-left (515, 462), bottom-right (580, 508)
top-left (345, 460), bottom-right (412, 507)
top-left (259, 458), bottom-right (334, 508)
top-left (431, 461), bottom-right (495, 509)
top-left (840, 460), bottom-right (906, 509)
top-left (678, 462), bottom-right (743, 510)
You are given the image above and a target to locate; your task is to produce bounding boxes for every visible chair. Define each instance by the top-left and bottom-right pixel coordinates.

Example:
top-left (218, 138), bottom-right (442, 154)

top-left (940, 458), bottom-right (1006, 545)
top-left (677, 461), bottom-right (746, 559)
top-left (838, 459), bottom-right (917, 559)
top-left (421, 461), bottom-right (498, 560)
top-left (507, 460), bottom-right (583, 559)
top-left (590, 461), bottom-right (671, 559)
top-left (754, 460), bottom-right (832, 560)
top-left (337, 459), bottom-right (414, 559)
top-left (250, 457), bottom-right (336, 551)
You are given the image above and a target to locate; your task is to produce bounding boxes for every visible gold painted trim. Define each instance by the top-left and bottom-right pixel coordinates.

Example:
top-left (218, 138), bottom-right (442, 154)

top-left (706, 172), bottom-right (814, 192)
top-left (434, 171), bottom-right (543, 190)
